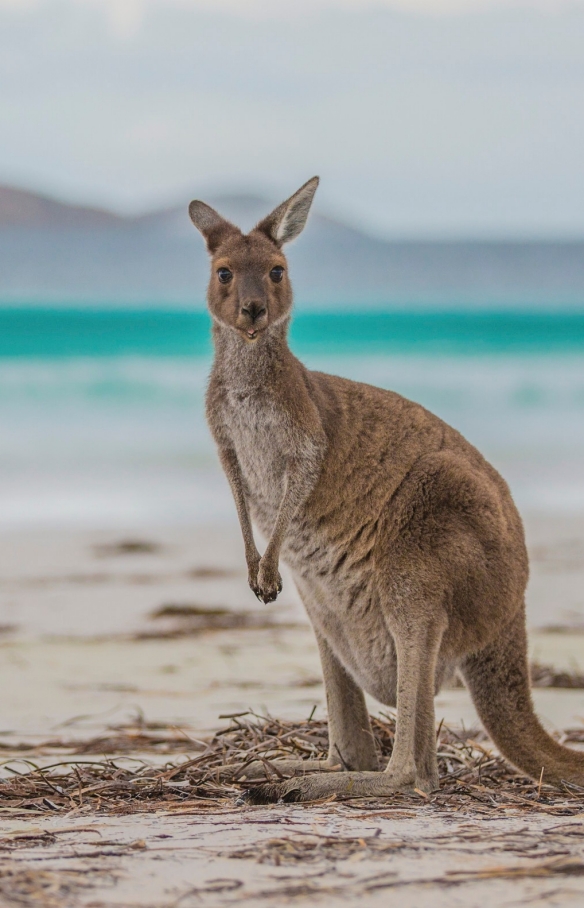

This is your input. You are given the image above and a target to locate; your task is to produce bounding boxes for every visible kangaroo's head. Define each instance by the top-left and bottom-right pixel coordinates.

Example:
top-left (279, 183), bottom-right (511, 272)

top-left (189, 177), bottom-right (319, 342)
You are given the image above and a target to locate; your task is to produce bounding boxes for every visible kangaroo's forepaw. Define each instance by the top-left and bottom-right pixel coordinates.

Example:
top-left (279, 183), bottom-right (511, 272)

top-left (255, 558), bottom-right (282, 603)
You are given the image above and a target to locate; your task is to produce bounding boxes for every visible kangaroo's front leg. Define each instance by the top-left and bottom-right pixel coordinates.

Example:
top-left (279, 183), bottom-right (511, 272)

top-left (219, 447), bottom-right (321, 603)
top-left (217, 446), bottom-right (262, 596)
top-left (255, 457), bottom-right (319, 602)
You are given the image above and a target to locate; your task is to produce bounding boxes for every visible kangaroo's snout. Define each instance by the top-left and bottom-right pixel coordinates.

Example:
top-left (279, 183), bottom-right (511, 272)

top-left (239, 299), bottom-right (268, 340)
top-left (241, 302), bottom-right (266, 323)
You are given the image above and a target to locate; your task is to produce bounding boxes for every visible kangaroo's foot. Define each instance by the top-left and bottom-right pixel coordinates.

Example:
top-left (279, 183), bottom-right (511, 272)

top-left (240, 768), bottom-right (433, 804)
top-left (220, 757), bottom-right (341, 782)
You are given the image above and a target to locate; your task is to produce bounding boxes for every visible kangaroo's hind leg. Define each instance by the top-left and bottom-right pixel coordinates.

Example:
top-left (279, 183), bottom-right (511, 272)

top-left (389, 608), bottom-right (446, 793)
top-left (316, 630), bottom-right (379, 771)
top-left (244, 603), bottom-right (447, 803)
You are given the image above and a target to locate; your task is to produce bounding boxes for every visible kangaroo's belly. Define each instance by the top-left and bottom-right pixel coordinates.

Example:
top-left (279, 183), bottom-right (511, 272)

top-left (292, 564), bottom-right (399, 706)
top-left (292, 561), bottom-right (460, 704)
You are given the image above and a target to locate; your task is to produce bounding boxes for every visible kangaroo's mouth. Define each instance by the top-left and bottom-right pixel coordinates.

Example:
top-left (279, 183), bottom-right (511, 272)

top-left (242, 325), bottom-right (266, 341)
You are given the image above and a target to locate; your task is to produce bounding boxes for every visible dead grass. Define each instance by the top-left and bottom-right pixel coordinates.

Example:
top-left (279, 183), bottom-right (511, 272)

top-left (530, 662), bottom-right (584, 688)
top-left (226, 825), bottom-right (584, 867)
top-left (138, 604), bottom-right (299, 638)
top-left (0, 866), bottom-right (112, 908)
top-left (447, 662), bottom-right (584, 690)
top-left (1, 712), bottom-right (584, 817)
top-left (93, 539), bottom-right (163, 557)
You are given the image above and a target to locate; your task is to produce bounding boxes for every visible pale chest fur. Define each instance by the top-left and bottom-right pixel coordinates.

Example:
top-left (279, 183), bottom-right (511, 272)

top-left (215, 388), bottom-right (298, 532)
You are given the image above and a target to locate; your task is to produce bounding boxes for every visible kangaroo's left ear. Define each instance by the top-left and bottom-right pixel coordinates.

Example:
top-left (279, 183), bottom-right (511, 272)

top-left (188, 200), bottom-right (239, 254)
top-left (254, 176), bottom-right (319, 247)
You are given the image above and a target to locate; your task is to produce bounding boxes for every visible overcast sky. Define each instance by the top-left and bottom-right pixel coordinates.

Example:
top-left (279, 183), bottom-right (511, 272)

top-left (1, 0), bottom-right (584, 237)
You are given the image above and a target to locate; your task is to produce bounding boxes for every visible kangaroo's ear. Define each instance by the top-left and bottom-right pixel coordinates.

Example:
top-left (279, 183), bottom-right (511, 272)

top-left (188, 200), bottom-right (238, 254)
top-left (255, 176), bottom-right (319, 247)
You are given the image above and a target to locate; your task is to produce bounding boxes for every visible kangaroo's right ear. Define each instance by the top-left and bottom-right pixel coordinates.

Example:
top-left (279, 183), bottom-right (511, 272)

top-left (188, 201), bottom-right (237, 254)
top-left (255, 176), bottom-right (319, 247)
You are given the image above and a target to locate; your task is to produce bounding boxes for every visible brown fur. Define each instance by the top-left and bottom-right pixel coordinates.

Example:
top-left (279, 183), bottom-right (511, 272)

top-left (189, 177), bottom-right (584, 803)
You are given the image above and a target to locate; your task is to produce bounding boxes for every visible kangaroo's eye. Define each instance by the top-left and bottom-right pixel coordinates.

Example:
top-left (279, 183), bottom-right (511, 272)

top-left (270, 266), bottom-right (284, 283)
top-left (217, 268), bottom-right (232, 284)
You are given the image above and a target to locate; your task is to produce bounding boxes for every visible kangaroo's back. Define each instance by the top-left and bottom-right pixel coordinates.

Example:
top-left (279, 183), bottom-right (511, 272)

top-left (298, 367), bottom-right (524, 562)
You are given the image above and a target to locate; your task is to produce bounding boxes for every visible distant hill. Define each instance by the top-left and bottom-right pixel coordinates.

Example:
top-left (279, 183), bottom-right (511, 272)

top-left (0, 185), bottom-right (126, 229)
top-left (1, 185), bottom-right (584, 308)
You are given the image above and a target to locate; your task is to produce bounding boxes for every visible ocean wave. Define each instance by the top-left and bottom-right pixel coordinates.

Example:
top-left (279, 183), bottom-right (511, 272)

top-left (0, 352), bottom-right (582, 525)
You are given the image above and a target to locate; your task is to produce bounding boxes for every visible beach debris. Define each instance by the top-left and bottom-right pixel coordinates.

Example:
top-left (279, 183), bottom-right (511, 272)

top-left (1, 712), bottom-right (584, 817)
top-left (93, 539), bottom-right (163, 557)
top-left (530, 662), bottom-right (584, 689)
top-left (186, 566), bottom-right (241, 579)
top-left (448, 662), bottom-right (584, 690)
top-left (225, 826), bottom-right (584, 867)
top-left (0, 866), bottom-right (112, 908)
top-left (139, 604), bottom-right (299, 638)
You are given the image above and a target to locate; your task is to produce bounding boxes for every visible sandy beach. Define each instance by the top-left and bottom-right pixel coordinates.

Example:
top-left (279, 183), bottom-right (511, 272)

top-left (1, 509), bottom-right (584, 906)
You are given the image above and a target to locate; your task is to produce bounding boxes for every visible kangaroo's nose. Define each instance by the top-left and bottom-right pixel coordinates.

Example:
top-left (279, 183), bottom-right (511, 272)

top-left (241, 302), bottom-right (266, 322)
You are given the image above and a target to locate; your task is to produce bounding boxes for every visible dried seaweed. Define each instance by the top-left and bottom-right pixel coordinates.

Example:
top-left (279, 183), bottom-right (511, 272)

top-left (0, 865), bottom-right (114, 908)
top-left (226, 823), bottom-right (584, 866)
top-left (448, 662), bottom-right (584, 690)
top-left (1, 713), bottom-right (583, 817)
top-left (138, 605), bottom-right (298, 639)
top-left (530, 662), bottom-right (584, 689)
top-left (93, 539), bottom-right (162, 557)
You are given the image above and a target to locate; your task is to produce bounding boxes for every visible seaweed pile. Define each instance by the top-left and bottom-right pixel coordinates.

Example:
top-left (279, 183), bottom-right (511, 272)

top-left (1, 712), bottom-right (583, 816)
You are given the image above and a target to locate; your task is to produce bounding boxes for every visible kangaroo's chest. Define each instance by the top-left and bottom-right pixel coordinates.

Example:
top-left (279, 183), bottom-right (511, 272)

top-left (221, 390), bottom-right (289, 521)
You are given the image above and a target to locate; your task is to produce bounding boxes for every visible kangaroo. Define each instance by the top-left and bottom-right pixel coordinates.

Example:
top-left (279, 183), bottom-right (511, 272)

top-left (189, 177), bottom-right (584, 803)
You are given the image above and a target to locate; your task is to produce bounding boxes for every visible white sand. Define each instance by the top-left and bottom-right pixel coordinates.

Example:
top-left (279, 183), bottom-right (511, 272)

top-left (1, 511), bottom-right (584, 906)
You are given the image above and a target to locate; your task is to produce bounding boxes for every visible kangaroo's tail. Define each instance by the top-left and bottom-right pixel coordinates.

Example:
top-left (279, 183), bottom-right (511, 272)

top-left (460, 610), bottom-right (584, 788)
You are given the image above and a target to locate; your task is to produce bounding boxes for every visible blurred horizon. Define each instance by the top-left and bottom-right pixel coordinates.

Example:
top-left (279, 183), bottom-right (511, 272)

top-left (3, 183), bottom-right (584, 309)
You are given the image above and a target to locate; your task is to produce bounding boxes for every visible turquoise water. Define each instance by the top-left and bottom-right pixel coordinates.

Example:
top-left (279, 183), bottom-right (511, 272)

top-left (0, 306), bottom-right (583, 527)
top-left (1, 308), bottom-right (584, 357)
